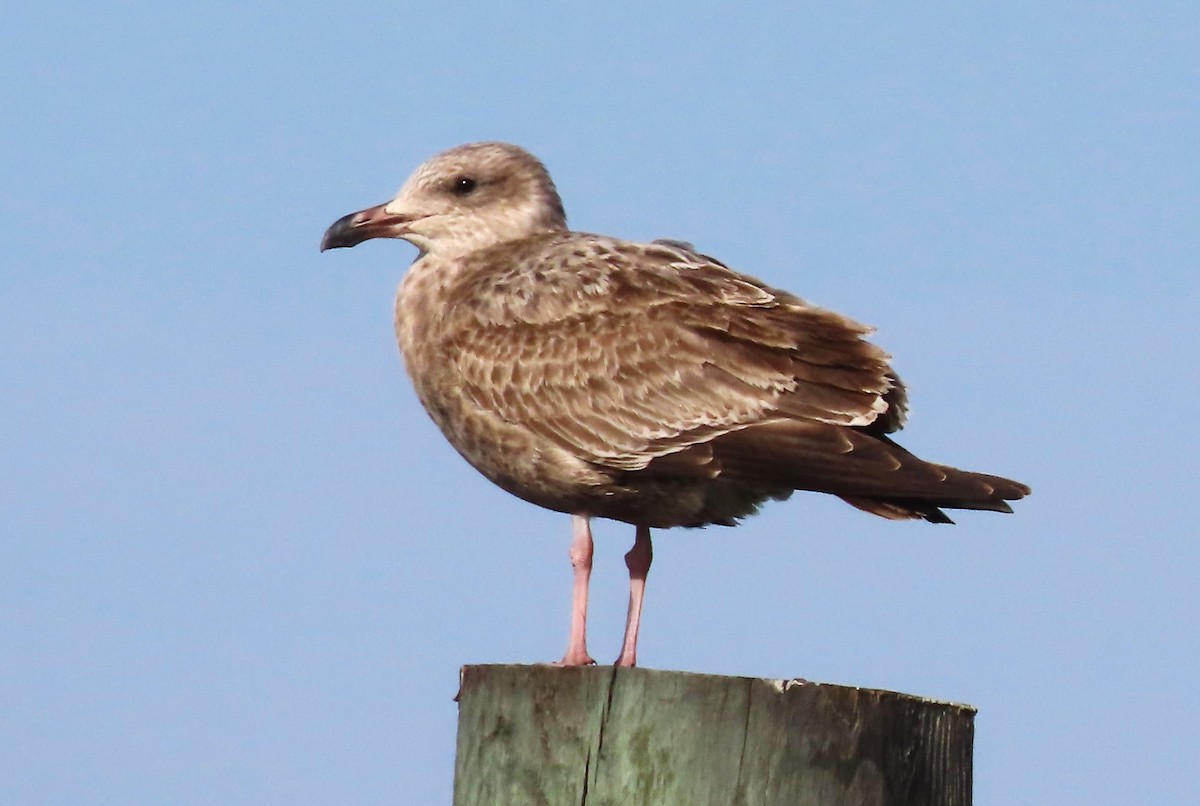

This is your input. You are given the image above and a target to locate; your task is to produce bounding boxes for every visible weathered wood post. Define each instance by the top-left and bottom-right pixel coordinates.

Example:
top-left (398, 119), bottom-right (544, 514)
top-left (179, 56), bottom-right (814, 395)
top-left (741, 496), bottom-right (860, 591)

top-left (454, 665), bottom-right (973, 805)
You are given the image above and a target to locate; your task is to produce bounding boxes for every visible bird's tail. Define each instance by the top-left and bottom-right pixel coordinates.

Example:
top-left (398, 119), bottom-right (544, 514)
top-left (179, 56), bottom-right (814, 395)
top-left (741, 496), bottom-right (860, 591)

top-left (710, 422), bottom-right (1030, 524)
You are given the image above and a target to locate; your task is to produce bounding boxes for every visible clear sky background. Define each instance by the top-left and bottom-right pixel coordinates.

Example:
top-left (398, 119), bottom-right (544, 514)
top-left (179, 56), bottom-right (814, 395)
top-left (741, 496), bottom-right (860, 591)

top-left (3, 3), bottom-right (1197, 804)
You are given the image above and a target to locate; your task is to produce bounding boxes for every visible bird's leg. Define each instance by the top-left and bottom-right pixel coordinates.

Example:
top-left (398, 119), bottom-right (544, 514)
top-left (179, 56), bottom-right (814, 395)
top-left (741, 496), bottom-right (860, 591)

top-left (557, 514), bottom-right (596, 666)
top-left (614, 525), bottom-right (653, 668)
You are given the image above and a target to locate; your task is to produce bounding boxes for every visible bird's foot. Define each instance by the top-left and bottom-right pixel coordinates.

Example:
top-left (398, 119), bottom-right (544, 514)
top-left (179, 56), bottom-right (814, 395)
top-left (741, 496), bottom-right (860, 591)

top-left (553, 649), bottom-right (597, 667)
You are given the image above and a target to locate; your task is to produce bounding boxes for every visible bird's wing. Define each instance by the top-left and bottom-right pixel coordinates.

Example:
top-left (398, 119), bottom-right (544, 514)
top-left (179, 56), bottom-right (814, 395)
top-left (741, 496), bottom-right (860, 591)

top-left (442, 234), bottom-right (905, 471)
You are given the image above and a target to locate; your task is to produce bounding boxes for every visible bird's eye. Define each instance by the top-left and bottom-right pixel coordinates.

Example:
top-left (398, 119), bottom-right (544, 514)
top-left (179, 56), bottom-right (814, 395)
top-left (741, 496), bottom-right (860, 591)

top-left (452, 176), bottom-right (478, 195)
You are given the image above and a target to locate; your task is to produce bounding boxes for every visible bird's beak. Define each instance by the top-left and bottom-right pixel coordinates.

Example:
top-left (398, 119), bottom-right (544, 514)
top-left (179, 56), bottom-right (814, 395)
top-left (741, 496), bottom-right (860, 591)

top-left (320, 202), bottom-right (417, 251)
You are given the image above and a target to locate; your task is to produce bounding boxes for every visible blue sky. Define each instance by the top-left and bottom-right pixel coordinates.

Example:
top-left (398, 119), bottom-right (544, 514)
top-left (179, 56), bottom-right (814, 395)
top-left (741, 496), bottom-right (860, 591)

top-left (3, 2), bottom-right (1197, 803)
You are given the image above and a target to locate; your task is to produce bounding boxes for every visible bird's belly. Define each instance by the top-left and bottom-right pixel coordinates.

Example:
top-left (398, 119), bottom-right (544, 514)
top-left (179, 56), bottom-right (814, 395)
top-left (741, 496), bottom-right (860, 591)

top-left (409, 374), bottom-right (784, 528)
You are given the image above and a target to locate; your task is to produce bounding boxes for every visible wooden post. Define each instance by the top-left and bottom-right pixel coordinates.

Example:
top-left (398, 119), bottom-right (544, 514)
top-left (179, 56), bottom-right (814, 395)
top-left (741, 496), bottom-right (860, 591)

top-left (454, 665), bottom-right (973, 805)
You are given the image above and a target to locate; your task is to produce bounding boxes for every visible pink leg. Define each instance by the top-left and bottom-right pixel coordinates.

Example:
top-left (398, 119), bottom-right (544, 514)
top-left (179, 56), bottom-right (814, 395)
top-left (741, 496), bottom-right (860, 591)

top-left (614, 525), bottom-right (653, 668)
top-left (557, 515), bottom-right (596, 666)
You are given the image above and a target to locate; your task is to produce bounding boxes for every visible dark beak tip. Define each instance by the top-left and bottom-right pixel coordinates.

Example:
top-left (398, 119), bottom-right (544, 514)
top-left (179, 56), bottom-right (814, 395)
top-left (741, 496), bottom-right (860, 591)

top-left (319, 210), bottom-right (363, 252)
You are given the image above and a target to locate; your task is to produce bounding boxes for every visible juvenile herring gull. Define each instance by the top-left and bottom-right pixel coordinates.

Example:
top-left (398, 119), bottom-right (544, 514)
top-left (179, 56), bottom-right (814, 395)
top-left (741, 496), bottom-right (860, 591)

top-left (320, 141), bottom-right (1029, 667)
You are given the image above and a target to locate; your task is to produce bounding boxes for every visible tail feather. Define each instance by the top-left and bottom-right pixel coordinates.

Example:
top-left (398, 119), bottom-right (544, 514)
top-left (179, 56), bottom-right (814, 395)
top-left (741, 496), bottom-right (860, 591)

top-left (705, 420), bottom-right (1029, 522)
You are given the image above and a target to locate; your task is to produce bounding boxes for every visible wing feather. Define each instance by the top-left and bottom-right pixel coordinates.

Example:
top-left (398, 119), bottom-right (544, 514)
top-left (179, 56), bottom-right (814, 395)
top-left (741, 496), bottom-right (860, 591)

top-left (442, 233), bottom-right (903, 469)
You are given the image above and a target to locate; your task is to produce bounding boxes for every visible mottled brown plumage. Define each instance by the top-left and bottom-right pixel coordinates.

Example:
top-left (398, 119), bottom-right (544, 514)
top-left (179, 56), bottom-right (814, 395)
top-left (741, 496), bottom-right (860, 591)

top-left (321, 141), bottom-right (1029, 666)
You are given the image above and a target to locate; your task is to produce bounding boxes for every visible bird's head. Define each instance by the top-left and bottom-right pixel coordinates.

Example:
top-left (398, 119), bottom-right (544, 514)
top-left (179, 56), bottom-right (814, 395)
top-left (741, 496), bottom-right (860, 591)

top-left (320, 141), bottom-right (568, 259)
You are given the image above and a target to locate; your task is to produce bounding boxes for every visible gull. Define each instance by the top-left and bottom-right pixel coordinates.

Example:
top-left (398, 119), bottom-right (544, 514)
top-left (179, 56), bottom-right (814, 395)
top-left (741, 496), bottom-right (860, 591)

top-left (321, 141), bottom-right (1029, 667)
